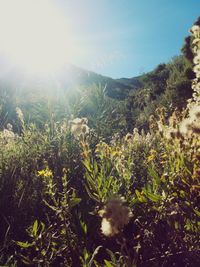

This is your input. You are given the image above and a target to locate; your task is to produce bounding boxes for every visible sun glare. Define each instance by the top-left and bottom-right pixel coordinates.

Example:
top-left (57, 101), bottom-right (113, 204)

top-left (0, 0), bottom-right (74, 74)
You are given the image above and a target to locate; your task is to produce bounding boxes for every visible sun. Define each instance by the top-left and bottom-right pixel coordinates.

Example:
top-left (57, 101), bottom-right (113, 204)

top-left (0, 0), bottom-right (74, 74)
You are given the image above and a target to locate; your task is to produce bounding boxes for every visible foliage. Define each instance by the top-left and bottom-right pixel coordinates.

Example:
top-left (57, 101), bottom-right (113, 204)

top-left (125, 55), bottom-right (193, 132)
top-left (0, 20), bottom-right (200, 267)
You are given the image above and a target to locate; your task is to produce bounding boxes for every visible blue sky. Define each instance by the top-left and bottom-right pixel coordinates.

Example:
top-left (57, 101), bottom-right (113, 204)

top-left (57, 0), bottom-right (200, 78)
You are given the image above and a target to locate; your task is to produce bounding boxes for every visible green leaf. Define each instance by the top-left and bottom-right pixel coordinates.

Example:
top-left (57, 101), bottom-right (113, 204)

top-left (19, 254), bottom-right (32, 265)
top-left (43, 199), bottom-right (58, 212)
top-left (85, 172), bottom-right (97, 192)
top-left (32, 220), bottom-right (38, 237)
top-left (85, 185), bottom-right (100, 202)
top-left (175, 221), bottom-right (179, 230)
top-left (16, 241), bottom-right (33, 248)
top-left (80, 221), bottom-right (88, 234)
top-left (93, 160), bottom-right (99, 174)
top-left (129, 197), bottom-right (138, 205)
top-left (84, 250), bottom-right (89, 261)
top-left (70, 197), bottom-right (81, 208)
top-left (83, 159), bottom-right (92, 173)
top-left (40, 221), bottom-right (45, 232)
top-left (135, 189), bottom-right (147, 203)
top-left (148, 167), bottom-right (159, 191)
top-left (88, 246), bottom-right (102, 267)
top-left (194, 208), bottom-right (200, 217)
top-left (106, 249), bottom-right (117, 263)
top-left (104, 260), bottom-right (113, 267)
top-left (135, 189), bottom-right (141, 198)
top-left (145, 191), bottom-right (161, 202)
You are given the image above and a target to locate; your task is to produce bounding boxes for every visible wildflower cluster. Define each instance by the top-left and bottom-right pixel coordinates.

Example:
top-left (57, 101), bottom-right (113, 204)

top-left (37, 168), bottom-right (53, 178)
top-left (0, 123), bottom-right (16, 145)
top-left (179, 25), bottom-right (200, 136)
top-left (124, 127), bottom-right (152, 144)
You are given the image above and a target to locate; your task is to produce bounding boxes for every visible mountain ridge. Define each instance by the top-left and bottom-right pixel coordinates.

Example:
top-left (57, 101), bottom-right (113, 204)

top-left (0, 61), bottom-right (142, 99)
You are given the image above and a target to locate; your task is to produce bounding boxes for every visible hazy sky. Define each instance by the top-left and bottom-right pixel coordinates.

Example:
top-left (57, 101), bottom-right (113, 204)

top-left (0, 1), bottom-right (199, 78)
top-left (56, 0), bottom-right (200, 78)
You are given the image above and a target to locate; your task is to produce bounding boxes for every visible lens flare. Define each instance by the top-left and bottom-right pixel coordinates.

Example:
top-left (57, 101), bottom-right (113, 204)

top-left (0, 0), bottom-right (75, 74)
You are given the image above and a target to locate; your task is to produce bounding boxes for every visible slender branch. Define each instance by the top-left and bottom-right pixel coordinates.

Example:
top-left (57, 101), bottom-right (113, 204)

top-left (144, 248), bottom-right (200, 263)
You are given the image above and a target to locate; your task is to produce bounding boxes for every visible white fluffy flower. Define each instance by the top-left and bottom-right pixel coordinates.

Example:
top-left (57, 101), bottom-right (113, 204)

top-left (190, 25), bottom-right (200, 107)
top-left (189, 104), bottom-right (200, 120)
top-left (101, 218), bottom-right (118, 236)
top-left (7, 123), bottom-right (13, 131)
top-left (179, 118), bottom-right (191, 135)
top-left (0, 129), bottom-right (15, 144)
top-left (193, 54), bottom-right (200, 65)
top-left (99, 197), bottom-right (132, 237)
top-left (193, 65), bottom-right (200, 78)
top-left (190, 25), bottom-right (200, 38)
top-left (70, 117), bottom-right (89, 139)
top-left (192, 38), bottom-right (200, 46)
top-left (16, 107), bottom-right (24, 122)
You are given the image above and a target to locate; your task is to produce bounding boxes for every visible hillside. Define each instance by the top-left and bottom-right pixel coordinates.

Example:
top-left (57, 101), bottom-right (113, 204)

top-left (0, 61), bottom-right (138, 99)
top-left (0, 54), bottom-right (193, 136)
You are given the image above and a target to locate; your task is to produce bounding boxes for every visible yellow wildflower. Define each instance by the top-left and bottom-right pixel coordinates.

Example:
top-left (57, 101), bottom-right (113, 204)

top-left (147, 149), bottom-right (157, 162)
top-left (37, 168), bottom-right (53, 178)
